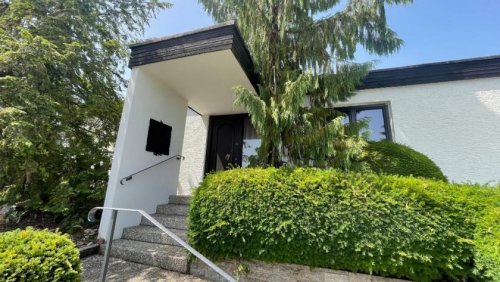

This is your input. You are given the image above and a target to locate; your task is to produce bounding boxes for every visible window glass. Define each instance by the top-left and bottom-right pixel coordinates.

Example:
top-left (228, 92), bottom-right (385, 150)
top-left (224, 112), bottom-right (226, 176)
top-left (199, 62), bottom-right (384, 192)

top-left (242, 117), bottom-right (261, 167)
top-left (239, 106), bottom-right (389, 168)
top-left (356, 108), bottom-right (387, 141)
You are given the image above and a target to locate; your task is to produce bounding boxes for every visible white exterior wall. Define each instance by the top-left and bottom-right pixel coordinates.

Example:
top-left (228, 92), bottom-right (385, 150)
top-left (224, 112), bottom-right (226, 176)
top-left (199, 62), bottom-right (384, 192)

top-left (336, 77), bottom-right (500, 184)
top-left (178, 77), bottom-right (500, 189)
top-left (177, 110), bottom-right (209, 195)
top-left (99, 68), bottom-right (188, 239)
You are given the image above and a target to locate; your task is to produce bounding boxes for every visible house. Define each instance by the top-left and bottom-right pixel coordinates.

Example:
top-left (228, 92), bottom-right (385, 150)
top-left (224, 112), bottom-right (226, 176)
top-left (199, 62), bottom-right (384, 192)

top-left (97, 21), bottom-right (500, 272)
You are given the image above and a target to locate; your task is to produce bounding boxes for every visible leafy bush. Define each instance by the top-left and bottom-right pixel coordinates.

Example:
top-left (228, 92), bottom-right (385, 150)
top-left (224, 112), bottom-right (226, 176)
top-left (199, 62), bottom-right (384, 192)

top-left (0, 228), bottom-right (81, 281)
top-left (365, 141), bottom-right (447, 182)
top-left (474, 207), bottom-right (500, 281)
top-left (189, 168), bottom-right (499, 281)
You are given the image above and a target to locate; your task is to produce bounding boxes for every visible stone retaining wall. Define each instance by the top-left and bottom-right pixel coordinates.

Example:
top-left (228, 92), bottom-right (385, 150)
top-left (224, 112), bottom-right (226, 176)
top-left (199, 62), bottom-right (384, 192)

top-left (190, 259), bottom-right (409, 282)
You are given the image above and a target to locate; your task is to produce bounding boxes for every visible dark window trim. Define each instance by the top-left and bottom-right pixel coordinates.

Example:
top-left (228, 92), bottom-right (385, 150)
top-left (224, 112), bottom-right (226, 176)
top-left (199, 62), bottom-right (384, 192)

top-left (335, 104), bottom-right (393, 141)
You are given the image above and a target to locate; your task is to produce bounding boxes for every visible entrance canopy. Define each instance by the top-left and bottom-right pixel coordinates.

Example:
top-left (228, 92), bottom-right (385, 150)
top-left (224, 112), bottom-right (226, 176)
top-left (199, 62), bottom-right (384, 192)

top-left (129, 21), bottom-right (258, 115)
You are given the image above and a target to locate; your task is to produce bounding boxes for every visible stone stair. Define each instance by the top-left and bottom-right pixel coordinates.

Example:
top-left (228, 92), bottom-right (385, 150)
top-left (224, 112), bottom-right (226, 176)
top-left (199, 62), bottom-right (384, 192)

top-left (108, 195), bottom-right (191, 273)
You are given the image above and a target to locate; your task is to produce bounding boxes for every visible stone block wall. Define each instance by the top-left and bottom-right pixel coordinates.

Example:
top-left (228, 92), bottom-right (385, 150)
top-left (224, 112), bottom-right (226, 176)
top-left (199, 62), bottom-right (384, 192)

top-left (190, 259), bottom-right (409, 282)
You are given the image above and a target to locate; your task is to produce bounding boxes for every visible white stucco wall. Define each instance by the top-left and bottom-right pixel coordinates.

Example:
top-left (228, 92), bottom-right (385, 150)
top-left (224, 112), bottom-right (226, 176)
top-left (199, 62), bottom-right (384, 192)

top-left (178, 77), bottom-right (500, 189)
top-left (99, 68), bottom-right (188, 239)
top-left (335, 77), bottom-right (500, 184)
top-left (177, 109), bottom-right (209, 195)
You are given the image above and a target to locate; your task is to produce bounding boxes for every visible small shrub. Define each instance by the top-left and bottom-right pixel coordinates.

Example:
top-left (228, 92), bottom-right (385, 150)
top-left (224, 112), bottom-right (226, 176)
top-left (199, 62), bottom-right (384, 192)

top-left (189, 168), bottom-right (499, 281)
top-left (0, 227), bottom-right (81, 281)
top-left (365, 141), bottom-right (447, 181)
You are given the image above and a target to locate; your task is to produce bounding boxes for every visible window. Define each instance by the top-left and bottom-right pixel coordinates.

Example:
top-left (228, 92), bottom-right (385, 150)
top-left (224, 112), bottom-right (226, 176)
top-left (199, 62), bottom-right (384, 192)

top-left (336, 104), bottom-right (392, 141)
top-left (238, 105), bottom-right (391, 168)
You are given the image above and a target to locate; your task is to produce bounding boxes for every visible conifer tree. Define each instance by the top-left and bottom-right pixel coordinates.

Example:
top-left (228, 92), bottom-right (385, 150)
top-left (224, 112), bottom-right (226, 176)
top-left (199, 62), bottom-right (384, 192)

top-left (199, 0), bottom-right (411, 169)
top-left (0, 0), bottom-right (170, 220)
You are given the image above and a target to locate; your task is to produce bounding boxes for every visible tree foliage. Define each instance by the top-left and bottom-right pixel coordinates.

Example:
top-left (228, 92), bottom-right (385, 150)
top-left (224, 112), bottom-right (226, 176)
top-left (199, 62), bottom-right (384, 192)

top-left (199, 0), bottom-right (412, 168)
top-left (0, 0), bottom-right (170, 223)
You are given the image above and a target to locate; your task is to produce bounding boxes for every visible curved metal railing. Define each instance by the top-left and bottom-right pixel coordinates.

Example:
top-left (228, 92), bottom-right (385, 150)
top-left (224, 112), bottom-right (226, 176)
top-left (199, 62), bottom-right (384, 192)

top-left (88, 207), bottom-right (236, 282)
top-left (119, 154), bottom-right (185, 185)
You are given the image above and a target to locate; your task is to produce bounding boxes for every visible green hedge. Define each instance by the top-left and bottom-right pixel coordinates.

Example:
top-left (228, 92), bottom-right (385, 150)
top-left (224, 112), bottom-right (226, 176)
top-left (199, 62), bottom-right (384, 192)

top-left (0, 228), bottom-right (81, 281)
top-left (474, 207), bottom-right (500, 281)
top-left (365, 141), bottom-right (447, 182)
top-left (189, 168), bottom-right (499, 281)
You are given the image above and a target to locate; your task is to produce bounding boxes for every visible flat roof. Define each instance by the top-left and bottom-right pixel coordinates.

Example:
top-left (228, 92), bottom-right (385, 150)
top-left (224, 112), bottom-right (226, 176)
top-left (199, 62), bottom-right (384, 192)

top-left (130, 22), bottom-right (500, 90)
top-left (360, 55), bottom-right (500, 89)
top-left (129, 21), bottom-right (258, 89)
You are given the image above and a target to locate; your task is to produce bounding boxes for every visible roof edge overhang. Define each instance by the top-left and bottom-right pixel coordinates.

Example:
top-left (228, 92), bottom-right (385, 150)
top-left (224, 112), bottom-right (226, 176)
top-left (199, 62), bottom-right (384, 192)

top-left (129, 21), bottom-right (500, 92)
top-left (129, 21), bottom-right (258, 91)
top-left (360, 55), bottom-right (500, 89)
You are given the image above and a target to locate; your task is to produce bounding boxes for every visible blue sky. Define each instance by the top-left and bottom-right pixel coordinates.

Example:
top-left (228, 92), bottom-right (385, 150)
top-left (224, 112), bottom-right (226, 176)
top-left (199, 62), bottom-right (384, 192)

top-left (142, 0), bottom-right (500, 69)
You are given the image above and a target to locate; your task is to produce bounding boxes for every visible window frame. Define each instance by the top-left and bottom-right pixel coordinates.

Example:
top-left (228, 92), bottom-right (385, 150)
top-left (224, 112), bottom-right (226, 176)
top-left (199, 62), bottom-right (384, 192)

top-left (335, 104), bottom-right (393, 141)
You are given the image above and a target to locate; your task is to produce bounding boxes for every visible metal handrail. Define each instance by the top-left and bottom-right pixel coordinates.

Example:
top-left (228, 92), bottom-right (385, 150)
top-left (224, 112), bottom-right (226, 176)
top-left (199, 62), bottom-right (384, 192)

top-left (119, 154), bottom-right (185, 185)
top-left (88, 207), bottom-right (236, 282)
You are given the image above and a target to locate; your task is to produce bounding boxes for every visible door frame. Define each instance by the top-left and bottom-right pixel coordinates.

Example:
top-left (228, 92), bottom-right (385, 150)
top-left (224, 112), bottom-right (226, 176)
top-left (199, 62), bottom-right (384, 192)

top-left (204, 114), bottom-right (247, 174)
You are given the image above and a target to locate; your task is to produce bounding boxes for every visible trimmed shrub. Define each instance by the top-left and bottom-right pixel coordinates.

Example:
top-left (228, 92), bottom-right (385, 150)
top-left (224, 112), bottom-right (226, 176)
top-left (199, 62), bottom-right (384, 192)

top-left (189, 168), bottom-right (499, 281)
top-left (474, 207), bottom-right (500, 281)
top-left (365, 141), bottom-right (447, 182)
top-left (0, 227), bottom-right (81, 281)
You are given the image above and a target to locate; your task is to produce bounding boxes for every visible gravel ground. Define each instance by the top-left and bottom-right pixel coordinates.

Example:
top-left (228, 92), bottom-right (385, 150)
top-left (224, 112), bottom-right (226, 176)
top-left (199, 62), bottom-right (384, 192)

top-left (82, 255), bottom-right (207, 282)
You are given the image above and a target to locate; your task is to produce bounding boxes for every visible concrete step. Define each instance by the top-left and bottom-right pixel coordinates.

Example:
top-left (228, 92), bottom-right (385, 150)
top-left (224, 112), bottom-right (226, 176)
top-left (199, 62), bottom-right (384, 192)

top-left (122, 225), bottom-right (187, 246)
top-left (156, 203), bottom-right (189, 216)
top-left (109, 239), bottom-right (188, 273)
top-left (169, 195), bottom-right (191, 205)
top-left (141, 214), bottom-right (188, 230)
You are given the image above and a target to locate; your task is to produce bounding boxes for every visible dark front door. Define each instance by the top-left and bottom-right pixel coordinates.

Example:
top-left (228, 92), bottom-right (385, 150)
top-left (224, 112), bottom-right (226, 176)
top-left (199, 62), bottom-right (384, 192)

top-left (205, 115), bottom-right (244, 173)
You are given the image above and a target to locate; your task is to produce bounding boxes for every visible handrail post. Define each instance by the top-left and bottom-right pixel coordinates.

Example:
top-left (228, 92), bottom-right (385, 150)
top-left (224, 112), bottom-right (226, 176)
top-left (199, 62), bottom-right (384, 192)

top-left (100, 209), bottom-right (118, 282)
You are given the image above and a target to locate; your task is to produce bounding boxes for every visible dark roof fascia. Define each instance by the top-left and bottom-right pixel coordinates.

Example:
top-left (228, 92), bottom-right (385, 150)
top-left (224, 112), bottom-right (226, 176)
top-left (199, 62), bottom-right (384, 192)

top-left (129, 21), bottom-right (500, 91)
top-left (128, 21), bottom-right (259, 90)
top-left (359, 55), bottom-right (500, 89)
